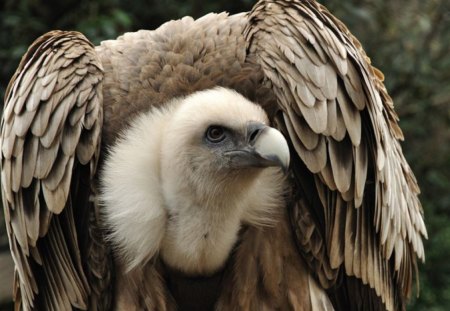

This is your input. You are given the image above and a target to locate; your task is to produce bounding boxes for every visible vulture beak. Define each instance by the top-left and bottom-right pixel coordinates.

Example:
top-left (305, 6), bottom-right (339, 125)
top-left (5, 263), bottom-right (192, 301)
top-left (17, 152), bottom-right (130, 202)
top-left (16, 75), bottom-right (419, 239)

top-left (226, 123), bottom-right (290, 173)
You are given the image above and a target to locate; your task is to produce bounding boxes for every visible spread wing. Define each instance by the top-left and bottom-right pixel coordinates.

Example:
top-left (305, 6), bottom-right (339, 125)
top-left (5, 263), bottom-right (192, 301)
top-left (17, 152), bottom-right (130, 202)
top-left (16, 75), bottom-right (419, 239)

top-left (245, 0), bottom-right (427, 310)
top-left (1, 31), bottom-right (109, 310)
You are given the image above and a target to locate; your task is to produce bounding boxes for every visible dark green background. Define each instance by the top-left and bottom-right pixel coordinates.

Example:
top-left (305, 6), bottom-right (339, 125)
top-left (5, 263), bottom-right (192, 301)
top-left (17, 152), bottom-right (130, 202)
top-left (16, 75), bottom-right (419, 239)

top-left (0, 0), bottom-right (449, 310)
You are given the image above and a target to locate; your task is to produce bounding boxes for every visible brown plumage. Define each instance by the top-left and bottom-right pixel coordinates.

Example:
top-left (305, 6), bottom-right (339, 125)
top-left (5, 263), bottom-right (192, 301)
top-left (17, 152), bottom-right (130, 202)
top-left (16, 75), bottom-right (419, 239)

top-left (1, 0), bottom-right (426, 310)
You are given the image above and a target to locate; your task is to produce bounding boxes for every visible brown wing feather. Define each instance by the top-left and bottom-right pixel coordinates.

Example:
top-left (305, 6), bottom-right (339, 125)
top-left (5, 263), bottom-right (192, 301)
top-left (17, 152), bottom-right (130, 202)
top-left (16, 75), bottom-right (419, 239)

top-left (1, 31), bottom-right (110, 310)
top-left (245, 0), bottom-right (426, 310)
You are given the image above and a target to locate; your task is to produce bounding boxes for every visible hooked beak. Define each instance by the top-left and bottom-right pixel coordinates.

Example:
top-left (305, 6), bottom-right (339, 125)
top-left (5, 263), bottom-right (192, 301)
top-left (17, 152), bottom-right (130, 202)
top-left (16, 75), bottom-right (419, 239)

top-left (225, 123), bottom-right (290, 173)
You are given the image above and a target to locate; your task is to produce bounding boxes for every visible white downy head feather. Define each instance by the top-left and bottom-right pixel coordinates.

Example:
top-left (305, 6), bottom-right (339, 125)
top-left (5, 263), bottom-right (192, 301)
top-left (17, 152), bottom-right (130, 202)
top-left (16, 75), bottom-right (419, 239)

top-left (100, 87), bottom-right (288, 274)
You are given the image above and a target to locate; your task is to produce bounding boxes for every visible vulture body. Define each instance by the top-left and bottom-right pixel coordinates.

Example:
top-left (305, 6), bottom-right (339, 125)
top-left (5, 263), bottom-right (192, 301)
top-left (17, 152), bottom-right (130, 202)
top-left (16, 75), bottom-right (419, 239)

top-left (1, 0), bottom-right (426, 310)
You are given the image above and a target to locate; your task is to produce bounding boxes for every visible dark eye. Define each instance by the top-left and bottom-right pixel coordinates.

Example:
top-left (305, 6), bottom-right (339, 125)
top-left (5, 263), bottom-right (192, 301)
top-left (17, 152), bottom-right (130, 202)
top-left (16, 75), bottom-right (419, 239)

top-left (206, 126), bottom-right (226, 143)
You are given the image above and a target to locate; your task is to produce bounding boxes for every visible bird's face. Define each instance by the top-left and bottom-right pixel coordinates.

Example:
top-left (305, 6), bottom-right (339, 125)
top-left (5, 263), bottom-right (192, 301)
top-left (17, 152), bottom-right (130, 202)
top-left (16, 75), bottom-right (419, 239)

top-left (160, 87), bottom-right (290, 203)
top-left (158, 88), bottom-right (290, 274)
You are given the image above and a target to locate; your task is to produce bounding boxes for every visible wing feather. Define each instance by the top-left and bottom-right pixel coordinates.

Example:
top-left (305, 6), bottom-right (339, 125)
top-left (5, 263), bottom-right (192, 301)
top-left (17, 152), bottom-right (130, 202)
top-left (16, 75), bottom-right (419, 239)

top-left (1, 30), bottom-right (110, 310)
top-left (328, 137), bottom-right (353, 193)
top-left (245, 0), bottom-right (426, 310)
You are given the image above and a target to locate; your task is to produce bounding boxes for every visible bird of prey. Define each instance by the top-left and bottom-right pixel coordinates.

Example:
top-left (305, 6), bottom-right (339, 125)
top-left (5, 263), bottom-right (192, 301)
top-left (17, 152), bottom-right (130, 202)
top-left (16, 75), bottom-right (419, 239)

top-left (1, 0), bottom-right (427, 310)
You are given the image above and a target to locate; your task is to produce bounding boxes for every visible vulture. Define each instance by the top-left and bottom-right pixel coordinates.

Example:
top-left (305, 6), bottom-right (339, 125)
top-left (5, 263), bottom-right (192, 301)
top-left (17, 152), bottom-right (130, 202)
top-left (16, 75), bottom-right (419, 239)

top-left (1, 0), bottom-right (427, 310)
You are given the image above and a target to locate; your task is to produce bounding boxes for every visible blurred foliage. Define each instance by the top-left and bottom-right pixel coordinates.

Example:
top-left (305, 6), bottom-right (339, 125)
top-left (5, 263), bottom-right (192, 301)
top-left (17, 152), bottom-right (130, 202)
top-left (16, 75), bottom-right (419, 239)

top-left (0, 0), bottom-right (449, 310)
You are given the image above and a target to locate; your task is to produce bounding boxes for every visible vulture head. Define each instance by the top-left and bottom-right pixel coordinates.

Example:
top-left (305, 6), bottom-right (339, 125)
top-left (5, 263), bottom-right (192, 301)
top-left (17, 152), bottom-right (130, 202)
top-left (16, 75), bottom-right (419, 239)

top-left (101, 87), bottom-right (290, 275)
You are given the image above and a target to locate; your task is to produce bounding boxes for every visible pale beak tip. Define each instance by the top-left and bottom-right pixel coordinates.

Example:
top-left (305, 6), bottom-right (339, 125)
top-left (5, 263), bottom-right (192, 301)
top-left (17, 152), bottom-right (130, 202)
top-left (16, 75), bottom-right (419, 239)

top-left (254, 126), bottom-right (290, 173)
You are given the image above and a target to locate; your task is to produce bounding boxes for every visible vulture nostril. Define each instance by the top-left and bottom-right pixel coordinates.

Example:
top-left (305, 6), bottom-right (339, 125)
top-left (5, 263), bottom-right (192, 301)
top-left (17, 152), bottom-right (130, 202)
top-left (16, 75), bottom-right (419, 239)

top-left (249, 128), bottom-right (261, 143)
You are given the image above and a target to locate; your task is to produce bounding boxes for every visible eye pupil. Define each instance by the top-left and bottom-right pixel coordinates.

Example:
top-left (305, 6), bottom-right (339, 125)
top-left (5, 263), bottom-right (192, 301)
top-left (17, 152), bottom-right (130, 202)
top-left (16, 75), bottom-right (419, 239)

top-left (211, 128), bottom-right (221, 138)
top-left (206, 126), bottom-right (226, 143)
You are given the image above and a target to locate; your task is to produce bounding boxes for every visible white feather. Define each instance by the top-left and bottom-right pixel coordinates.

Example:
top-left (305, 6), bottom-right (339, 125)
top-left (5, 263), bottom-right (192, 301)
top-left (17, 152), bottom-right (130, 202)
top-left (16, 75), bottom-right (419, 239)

top-left (100, 106), bottom-right (175, 271)
top-left (100, 87), bottom-right (288, 274)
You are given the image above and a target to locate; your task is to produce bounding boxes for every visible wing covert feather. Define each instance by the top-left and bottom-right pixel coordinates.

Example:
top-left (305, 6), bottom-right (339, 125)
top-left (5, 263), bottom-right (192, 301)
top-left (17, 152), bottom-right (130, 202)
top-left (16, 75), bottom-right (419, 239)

top-left (1, 31), bottom-right (110, 310)
top-left (245, 0), bottom-right (426, 310)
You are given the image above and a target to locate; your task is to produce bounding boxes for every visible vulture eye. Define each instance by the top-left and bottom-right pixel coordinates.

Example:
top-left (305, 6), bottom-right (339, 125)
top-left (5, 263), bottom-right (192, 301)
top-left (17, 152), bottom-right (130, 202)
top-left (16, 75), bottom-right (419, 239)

top-left (206, 126), bottom-right (226, 143)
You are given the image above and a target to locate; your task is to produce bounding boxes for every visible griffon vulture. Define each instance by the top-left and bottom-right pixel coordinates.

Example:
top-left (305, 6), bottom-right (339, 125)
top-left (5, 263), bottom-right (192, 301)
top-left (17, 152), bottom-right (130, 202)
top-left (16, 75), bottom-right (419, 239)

top-left (1, 0), bottom-right (427, 310)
